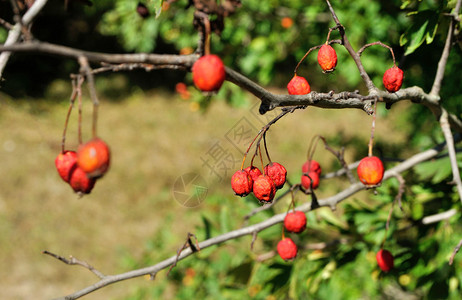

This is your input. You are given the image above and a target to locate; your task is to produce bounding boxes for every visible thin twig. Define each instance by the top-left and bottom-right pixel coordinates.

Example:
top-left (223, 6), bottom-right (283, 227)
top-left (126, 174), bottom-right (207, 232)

top-left (449, 239), bottom-right (462, 265)
top-left (43, 250), bottom-right (106, 279)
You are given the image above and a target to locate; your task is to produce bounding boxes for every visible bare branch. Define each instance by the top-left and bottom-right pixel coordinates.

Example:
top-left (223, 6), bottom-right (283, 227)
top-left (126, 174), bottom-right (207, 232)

top-left (449, 239), bottom-right (462, 265)
top-left (0, 0), bottom-right (49, 76)
top-left (439, 110), bottom-right (462, 203)
top-left (430, 0), bottom-right (462, 96)
top-left (422, 208), bottom-right (457, 225)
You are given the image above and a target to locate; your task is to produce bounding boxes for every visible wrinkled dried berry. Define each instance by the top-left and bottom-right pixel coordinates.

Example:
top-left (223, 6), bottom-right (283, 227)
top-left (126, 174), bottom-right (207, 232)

top-left (302, 159), bottom-right (321, 176)
top-left (287, 75), bottom-right (311, 95)
top-left (253, 175), bottom-right (276, 202)
top-left (284, 211), bottom-right (307, 233)
top-left (301, 172), bottom-right (320, 190)
top-left (231, 170), bottom-right (253, 197)
top-left (55, 150), bottom-right (78, 183)
top-left (383, 66), bottom-right (404, 92)
top-left (277, 238), bottom-right (298, 261)
top-left (264, 162), bottom-right (287, 189)
top-left (317, 44), bottom-right (337, 72)
top-left (244, 166), bottom-right (262, 182)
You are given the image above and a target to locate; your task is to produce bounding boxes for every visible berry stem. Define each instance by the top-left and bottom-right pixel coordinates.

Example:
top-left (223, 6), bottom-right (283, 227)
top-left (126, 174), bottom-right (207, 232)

top-left (263, 131), bottom-right (272, 163)
top-left (294, 45), bottom-right (318, 74)
top-left (368, 99), bottom-right (378, 157)
top-left (307, 134), bottom-right (321, 167)
top-left (258, 145), bottom-right (265, 175)
top-left (77, 77), bottom-right (83, 145)
top-left (61, 77), bottom-right (81, 152)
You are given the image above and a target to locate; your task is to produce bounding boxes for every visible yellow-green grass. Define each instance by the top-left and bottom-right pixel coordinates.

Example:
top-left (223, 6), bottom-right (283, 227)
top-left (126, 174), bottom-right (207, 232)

top-left (0, 88), bottom-right (410, 299)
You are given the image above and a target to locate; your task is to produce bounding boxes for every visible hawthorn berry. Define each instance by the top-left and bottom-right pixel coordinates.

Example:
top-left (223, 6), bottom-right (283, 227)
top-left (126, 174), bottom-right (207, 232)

top-left (284, 211), bottom-right (307, 233)
top-left (253, 175), bottom-right (276, 202)
top-left (302, 159), bottom-right (321, 176)
top-left (277, 238), bottom-right (298, 261)
top-left (317, 44), bottom-right (337, 73)
top-left (301, 172), bottom-right (320, 190)
top-left (287, 74), bottom-right (311, 95)
top-left (264, 162), bottom-right (287, 190)
top-left (192, 55), bottom-right (226, 92)
top-left (69, 166), bottom-right (96, 195)
top-left (383, 66), bottom-right (404, 92)
top-left (376, 249), bottom-right (394, 272)
top-left (231, 170), bottom-right (253, 197)
top-left (77, 137), bottom-right (111, 178)
top-left (55, 150), bottom-right (77, 183)
top-left (244, 166), bottom-right (262, 182)
top-left (357, 156), bottom-right (384, 186)
top-left (136, 3), bottom-right (150, 18)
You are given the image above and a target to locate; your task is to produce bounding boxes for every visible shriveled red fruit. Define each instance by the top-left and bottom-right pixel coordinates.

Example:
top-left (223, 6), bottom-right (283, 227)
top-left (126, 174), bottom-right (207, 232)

top-left (231, 170), bottom-right (253, 197)
top-left (192, 55), bottom-right (226, 92)
top-left (383, 66), bottom-right (404, 92)
top-left (253, 175), bottom-right (276, 202)
top-left (302, 159), bottom-right (321, 176)
top-left (264, 162), bottom-right (287, 189)
top-left (317, 44), bottom-right (337, 73)
top-left (77, 137), bottom-right (111, 178)
top-left (357, 156), bottom-right (384, 186)
top-left (244, 166), bottom-right (262, 182)
top-left (376, 249), bottom-right (394, 272)
top-left (69, 166), bottom-right (96, 195)
top-left (301, 172), bottom-right (320, 190)
top-left (284, 211), bottom-right (307, 233)
top-left (287, 75), bottom-right (311, 95)
top-left (55, 151), bottom-right (77, 183)
top-left (277, 238), bottom-right (298, 261)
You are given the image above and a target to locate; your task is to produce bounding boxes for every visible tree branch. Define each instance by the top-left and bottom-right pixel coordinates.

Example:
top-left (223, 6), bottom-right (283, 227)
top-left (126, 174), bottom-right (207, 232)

top-left (0, 0), bottom-right (49, 77)
top-left (52, 136), bottom-right (457, 300)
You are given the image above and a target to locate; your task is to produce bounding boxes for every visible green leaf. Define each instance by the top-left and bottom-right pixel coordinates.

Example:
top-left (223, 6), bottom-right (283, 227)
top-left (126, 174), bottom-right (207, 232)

top-left (402, 10), bottom-right (440, 55)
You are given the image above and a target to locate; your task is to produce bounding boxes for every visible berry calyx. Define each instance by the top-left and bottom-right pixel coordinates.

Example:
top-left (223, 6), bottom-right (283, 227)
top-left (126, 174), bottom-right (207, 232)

top-left (277, 238), bottom-right (298, 261)
top-left (192, 55), bottom-right (226, 92)
top-left (77, 137), bottom-right (111, 178)
top-left (244, 166), bottom-right (262, 182)
top-left (264, 162), bottom-right (287, 190)
top-left (376, 249), bottom-right (394, 272)
top-left (55, 150), bottom-right (77, 183)
top-left (69, 166), bottom-right (96, 195)
top-left (302, 159), bottom-right (321, 176)
top-left (253, 175), bottom-right (276, 202)
top-left (317, 44), bottom-right (337, 73)
top-left (287, 75), bottom-right (311, 95)
top-left (284, 211), bottom-right (307, 233)
top-left (231, 170), bottom-right (253, 197)
top-left (383, 66), bottom-right (404, 93)
top-left (301, 172), bottom-right (320, 190)
top-left (357, 156), bottom-right (384, 187)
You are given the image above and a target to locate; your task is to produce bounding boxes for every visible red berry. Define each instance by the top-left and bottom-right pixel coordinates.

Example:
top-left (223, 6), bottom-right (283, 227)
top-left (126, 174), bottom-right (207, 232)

top-left (277, 238), bottom-right (298, 261)
top-left (69, 166), bottom-right (96, 195)
top-left (231, 170), bottom-right (253, 197)
top-left (55, 151), bottom-right (78, 183)
top-left (287, 75), bottom-right (311, 95)
top-left (302, 160), bottom-right (321, 176)
top-left (357, 156), bottom-right (384, 186)
top-left (301, 172), bottom-right (319, 190)
top-left (192, 55), bottom-right (226, 92)
top-left (383, 66), bottom-right (404, 92)
top-left (244, 166), bottom-right (262, 182)
top-left (253, 175), bottom-right (276, 202)
top-left (376, 249), bottom-right (394, 272)
top-left (77, 138), bottom-right (111, 178)
top-left (264, 162), bottom-right (287, 190)
top-left (317, 44), bottom-right (337, 73)
top-left (284, 211), bottom-right (307, 233)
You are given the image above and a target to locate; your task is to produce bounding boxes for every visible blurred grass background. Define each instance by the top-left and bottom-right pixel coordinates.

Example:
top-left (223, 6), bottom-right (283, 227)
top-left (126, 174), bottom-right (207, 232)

top-left (0, 81), bottom-right (412, 299)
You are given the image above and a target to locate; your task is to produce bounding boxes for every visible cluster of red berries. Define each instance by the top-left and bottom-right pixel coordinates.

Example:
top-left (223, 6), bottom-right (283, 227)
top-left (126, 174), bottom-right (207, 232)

top-left (231, 162), bottom-right (287, 203)
top-left (55, 137), bottom-right (110, 195)
top-left (301, 159), bottom-right (322, 191)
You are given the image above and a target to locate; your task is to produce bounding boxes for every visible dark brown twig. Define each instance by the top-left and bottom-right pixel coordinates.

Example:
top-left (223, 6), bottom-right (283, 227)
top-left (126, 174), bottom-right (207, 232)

top-left (167, 233), bottom-right (200, 276)
top-left (449, 239), bottom-right (462, 265)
